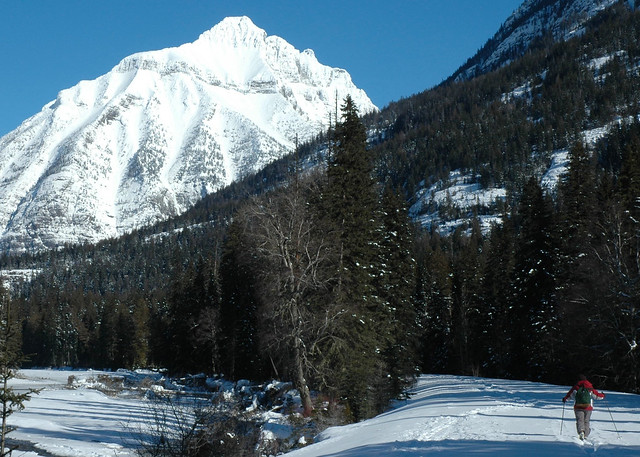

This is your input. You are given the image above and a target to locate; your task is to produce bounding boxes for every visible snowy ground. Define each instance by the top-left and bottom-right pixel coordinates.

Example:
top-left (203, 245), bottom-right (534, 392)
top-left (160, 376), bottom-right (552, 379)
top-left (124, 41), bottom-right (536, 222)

top-left (8, 369), bottom-right (157, 456)
top-left (285, 375), bottom-right (640, 457)
top-left (6, 370), bottom-right (640, 456)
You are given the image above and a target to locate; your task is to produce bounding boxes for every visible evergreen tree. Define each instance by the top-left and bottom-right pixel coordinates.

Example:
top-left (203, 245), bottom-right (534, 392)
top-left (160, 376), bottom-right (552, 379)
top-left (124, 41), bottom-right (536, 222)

top-left (0, 287), bottom-right (38, 456)
top-left (450, 220), bottom-right (485, 376)
top-left (375, 184), bottom-right (418, 402)
top-left (479, 218), bottom-right (515, 377)
top-left (155, 256), bottom-right (219, 374)
top-left (593, 133), bottom-right (640, 391)
top-left (558, 142), bottom-right (596, 249)
top-left (130, 297), bottom-right (150, 368)
top-left (322, 95), bottom-right (385, 420)
top-left (415, 230), bottom-right (453, 373)
top-left (114, 304), bottom-right (136, 369)
top-left (556, 142), bottom-right (599, 376)
top-left (193, 260), bottom-right (222, 376)
top-left (510, 178), bottom-right (560, 380)
top-left (219, 220), bottom-right (264, 380)
top-left (97, 299), bottom-right (118, 368)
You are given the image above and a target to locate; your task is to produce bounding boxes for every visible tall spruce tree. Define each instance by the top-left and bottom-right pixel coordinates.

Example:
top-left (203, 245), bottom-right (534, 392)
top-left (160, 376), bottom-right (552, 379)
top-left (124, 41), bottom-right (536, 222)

top-left (480, 218), bottom-right (515, 378)
top-left (559, 142), bottom-right (596, 247)
top-left (165, 261), bottom-right (207, 374)
top-left (415, 230), bottom-right (453, 373)
top-left (375, 184), bottom-right (418, 403)
top-left (510, 177), bottom-right (560, 380)
top-left (556, 142), bottom-right (599, 375)
top-left (596, 133), bottom-right (640, 391)
top-left (323, 96), bottom-right (385, 420)
top-left (450, 219), bottom-right (485, 376)
top-left (219, 219), bottom-right (264, 380)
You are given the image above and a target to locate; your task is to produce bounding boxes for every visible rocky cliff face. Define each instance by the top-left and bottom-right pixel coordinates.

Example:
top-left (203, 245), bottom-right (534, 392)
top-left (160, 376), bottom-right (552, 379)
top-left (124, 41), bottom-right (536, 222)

top-left (451, 0), bottom-right (619, 81)
top-left (0, 16), bottom-right (376, 253)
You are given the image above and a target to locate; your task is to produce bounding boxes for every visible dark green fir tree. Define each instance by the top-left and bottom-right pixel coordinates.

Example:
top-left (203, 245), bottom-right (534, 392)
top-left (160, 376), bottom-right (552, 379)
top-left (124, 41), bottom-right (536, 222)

top-left (375, 184), bottom-right (418, 405)
top-left (0, 287), bottom-right (39, 456)
top-left (510, 177), bottom-right (560, 380)
top-left (322, 95), bottom-right (384, 420)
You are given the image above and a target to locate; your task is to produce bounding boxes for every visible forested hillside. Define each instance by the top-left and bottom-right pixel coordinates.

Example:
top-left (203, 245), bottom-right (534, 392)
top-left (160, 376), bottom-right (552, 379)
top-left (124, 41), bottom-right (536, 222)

top-left (370, 2), bottom-right (640, 391)
top-left (2, 1), bottom-right (640, 423)
top-left (373, 2), bottom-right (640, 200)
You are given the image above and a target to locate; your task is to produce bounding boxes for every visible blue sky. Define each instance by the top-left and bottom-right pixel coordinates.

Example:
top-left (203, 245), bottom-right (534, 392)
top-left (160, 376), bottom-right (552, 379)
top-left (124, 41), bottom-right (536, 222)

top-left (0, 0), bottom-right (523, 137)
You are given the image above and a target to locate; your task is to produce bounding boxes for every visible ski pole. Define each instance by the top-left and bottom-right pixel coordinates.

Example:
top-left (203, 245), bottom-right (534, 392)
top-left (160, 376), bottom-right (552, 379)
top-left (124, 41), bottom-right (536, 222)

top-left (604, 396), bottom-right (621, 439)
top-left (560, 400), bottom-right (565, 434)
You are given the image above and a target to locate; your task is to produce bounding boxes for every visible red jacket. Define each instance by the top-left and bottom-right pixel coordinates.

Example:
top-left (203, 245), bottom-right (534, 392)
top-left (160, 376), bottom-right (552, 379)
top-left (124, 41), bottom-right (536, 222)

top-left (563, 379), bottom-right (605, 411)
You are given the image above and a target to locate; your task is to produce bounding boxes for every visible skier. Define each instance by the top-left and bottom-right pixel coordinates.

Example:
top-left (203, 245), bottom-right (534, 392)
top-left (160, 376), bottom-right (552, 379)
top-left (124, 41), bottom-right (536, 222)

top-left (562, 374), bottom-right (605, 440)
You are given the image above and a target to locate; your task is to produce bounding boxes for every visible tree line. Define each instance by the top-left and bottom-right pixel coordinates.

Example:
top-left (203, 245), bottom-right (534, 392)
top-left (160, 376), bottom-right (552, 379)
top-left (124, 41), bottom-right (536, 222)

top-left (11, 97), bottom-right (417, 421)
top-left (416, 122), bottom-right (640, 393)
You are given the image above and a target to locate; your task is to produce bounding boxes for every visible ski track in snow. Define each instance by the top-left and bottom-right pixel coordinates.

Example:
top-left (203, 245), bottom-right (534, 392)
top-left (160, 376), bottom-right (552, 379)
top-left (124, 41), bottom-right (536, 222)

top-left (5, 370), bottom-right (640, 456)
top-left (285, 375), bottom-right (640, 457)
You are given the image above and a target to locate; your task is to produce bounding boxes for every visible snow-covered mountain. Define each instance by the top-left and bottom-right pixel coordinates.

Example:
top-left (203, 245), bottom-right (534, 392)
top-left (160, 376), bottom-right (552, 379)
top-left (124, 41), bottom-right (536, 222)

top-left (452, 0), bottom-right (622, 81)
top-left (0, 16), bottom-right (376, 253)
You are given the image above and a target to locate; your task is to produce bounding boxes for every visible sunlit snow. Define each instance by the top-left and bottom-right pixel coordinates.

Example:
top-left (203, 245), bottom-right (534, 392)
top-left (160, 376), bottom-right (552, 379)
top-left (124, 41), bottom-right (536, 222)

top-left (8, 370), bottom-right (640, 457)
top-left (0, 16), bottom-right (376, 254)
top-left (285, 375), bottom-right (640, 457)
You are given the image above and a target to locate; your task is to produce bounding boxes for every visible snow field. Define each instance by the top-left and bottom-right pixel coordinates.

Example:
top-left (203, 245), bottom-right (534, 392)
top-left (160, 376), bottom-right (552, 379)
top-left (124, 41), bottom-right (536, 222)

top-left (284, 375), bottom-right (640, 456)
top-left (7, 370), bottom-right (640, 456)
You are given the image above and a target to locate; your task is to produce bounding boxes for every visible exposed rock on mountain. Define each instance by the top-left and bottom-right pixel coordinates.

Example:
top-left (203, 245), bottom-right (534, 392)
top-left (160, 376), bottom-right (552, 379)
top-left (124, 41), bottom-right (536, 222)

top-left (451, 0), bottom-right (619, 81)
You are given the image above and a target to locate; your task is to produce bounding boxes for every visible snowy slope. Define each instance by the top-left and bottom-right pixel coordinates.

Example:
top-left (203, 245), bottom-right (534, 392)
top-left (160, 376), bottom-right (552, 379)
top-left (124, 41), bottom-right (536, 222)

top-left (8, 370), bottom-right (640, 456)
top-left (452, 0), bottom-right (620, 81)
top-left (410, 120), bottom-right (622, 235)
top-left (285, 375), bottom-right (640, 456)
top-left (0, 16), bottom-right (376, 253)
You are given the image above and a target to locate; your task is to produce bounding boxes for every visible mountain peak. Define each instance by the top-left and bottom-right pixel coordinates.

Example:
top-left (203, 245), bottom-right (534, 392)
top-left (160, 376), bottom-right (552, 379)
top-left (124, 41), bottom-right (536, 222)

top-left (197, 16), bottom-right (267, 48)
top-left (0, 16), bottom-right (376, 254)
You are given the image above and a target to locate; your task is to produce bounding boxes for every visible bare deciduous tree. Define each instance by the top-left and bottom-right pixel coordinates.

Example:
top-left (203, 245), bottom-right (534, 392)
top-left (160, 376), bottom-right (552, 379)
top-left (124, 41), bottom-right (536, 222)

top-left (592, 203), bottom-right (640, 390)
top-left (240, 176), bottom-right (339, 416)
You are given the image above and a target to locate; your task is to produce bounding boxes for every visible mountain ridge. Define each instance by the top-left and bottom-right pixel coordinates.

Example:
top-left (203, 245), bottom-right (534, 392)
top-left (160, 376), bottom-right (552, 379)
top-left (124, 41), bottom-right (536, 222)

top-left (450, 0), bottom-right (620, 82)
top-left (374, 0), bottom-right (640, 235)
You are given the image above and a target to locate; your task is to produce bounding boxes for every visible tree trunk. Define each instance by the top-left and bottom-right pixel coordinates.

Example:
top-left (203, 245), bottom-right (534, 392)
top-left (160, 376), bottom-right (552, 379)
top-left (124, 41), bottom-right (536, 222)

top-left (1, 374), bottom-right (7, 457)
top-left (294, 342), bottom-right (313, 417)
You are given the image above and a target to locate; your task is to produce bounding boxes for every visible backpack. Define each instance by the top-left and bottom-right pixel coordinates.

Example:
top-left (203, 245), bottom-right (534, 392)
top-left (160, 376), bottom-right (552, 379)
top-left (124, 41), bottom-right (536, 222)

top-left (575, 386), bottom-right (591, 405)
